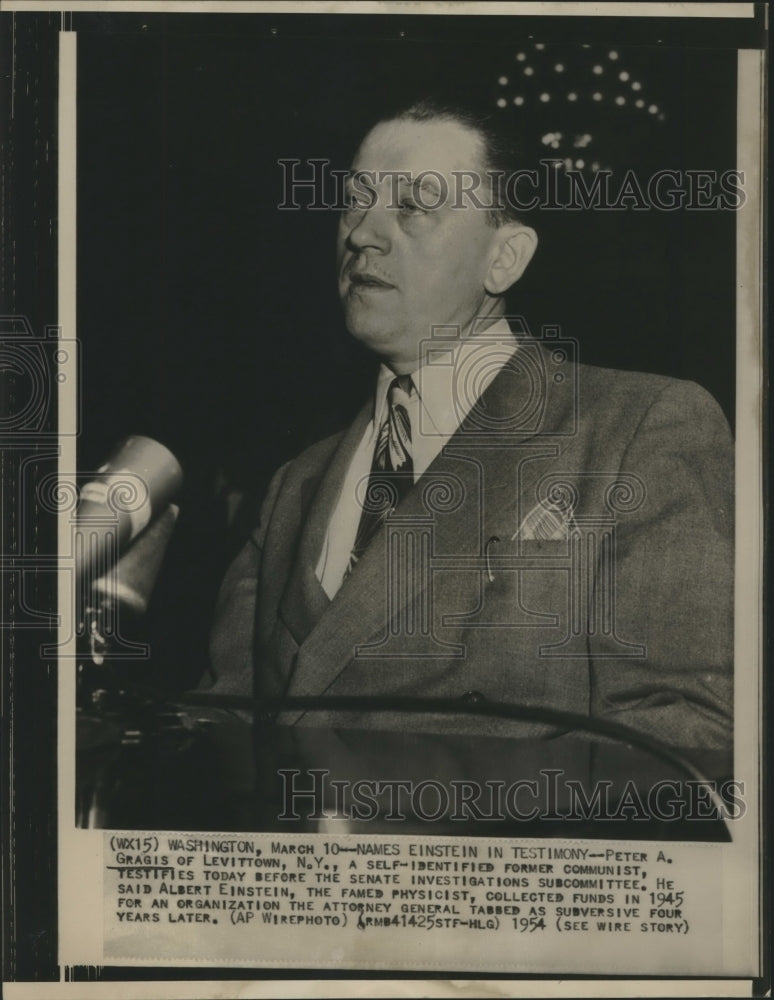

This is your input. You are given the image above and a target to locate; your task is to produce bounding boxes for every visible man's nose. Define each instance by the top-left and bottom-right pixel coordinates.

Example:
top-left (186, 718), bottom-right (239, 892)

top-left (345, 202), bottom-right (391, 254)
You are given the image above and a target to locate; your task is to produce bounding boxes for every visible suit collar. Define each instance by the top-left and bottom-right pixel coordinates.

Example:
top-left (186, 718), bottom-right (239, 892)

top-left (372, 315), bottom-right (517, 442)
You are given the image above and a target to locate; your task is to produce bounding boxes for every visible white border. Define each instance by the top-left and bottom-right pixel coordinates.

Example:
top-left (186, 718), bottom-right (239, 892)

top-left (731, 44), bottom-right (766, 978)
top-left (57, 30), bottom-right (76, 836)
top-left (0, 1), bottom-right (757, 16)
top-left (57, 28), bottom-right (106, 972)
top-left (0, 978), bottom-right (761, 999)
top-left (3, 0), bottom-right (755, 18)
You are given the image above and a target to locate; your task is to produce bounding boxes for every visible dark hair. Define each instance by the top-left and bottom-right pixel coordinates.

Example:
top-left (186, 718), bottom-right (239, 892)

top-left (376, 97), bottom-right (524, 227)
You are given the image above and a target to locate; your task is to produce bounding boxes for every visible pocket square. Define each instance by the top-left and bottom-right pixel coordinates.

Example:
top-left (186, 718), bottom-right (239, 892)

top-left (512, 501), bottom-right (576, 542)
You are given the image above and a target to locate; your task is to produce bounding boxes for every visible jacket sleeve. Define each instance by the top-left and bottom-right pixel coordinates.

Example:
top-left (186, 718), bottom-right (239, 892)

top-left (204, 462), bottom-right (291, 698)
top-left (589, 379), bottom-right (734, 749)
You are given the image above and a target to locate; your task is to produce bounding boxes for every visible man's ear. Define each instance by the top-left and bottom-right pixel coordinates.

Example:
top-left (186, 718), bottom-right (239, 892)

top-left (484, 223), bottom-right (538, 295)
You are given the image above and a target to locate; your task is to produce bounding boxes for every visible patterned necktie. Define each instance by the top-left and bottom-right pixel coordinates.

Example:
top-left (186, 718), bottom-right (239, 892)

top-left (347, 374), bottom-right (414, 575)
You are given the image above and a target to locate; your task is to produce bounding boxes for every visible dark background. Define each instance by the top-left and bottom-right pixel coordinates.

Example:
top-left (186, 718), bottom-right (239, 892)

top-left (77, 26), bottom-right (739, 476)
top-left (76, 21), bottom-right (739, 690)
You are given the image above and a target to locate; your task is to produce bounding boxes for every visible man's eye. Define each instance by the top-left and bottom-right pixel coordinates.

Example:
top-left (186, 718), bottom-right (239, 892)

top-left (344, 191), bottom-right (373, 210)
top-left (398, 200), bottom-right (424, 215)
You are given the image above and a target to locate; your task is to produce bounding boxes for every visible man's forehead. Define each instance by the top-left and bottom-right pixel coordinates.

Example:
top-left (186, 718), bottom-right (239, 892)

top-left (351, 118), bottom-right (485, 178)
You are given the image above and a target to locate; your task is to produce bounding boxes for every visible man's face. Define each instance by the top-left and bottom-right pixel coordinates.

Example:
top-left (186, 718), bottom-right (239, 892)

top-left (337, 118), bottom-right (503, 371)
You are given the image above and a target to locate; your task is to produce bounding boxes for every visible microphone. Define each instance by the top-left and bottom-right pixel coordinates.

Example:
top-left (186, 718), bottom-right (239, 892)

top-left (90, 503), bottom-right (180, 618)
top-left (76, 435), bottom-right (183, 583)
top-left (76, 437), bottom-right (184, 666)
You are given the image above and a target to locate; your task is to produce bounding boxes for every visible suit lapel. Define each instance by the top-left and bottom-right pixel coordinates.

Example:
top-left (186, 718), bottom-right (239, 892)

top-left (283, 341), bottom-right (578, 711)
top-left (277, 399), bottom-right (372, 647)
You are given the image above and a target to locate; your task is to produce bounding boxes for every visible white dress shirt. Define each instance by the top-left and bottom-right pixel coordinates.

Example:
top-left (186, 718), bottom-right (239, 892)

top-left (315, 317), bottom-right (518, 599)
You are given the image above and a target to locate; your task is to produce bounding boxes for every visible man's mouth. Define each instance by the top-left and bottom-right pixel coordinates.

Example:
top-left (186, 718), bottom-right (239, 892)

top-left (348, 272), bottom-right (395, 290)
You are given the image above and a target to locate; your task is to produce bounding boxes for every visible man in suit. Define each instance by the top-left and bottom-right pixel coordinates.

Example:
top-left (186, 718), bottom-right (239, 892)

top-left (207, 100), bottom-right (733, 750)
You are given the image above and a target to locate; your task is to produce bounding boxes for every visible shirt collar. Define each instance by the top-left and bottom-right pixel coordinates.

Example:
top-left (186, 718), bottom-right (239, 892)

top-left (372, 316), bottom-right (517, 436)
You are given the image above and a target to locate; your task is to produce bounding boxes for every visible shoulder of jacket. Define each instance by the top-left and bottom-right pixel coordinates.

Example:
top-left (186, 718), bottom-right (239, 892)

top-left (576, 362), bottom-right (724, 417)
top-left (261, 427), bottom-right (347, 498)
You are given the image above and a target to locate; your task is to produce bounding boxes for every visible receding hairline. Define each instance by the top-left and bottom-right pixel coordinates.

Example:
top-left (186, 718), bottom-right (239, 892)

top-left (353, 115), bottom-right (490, 173)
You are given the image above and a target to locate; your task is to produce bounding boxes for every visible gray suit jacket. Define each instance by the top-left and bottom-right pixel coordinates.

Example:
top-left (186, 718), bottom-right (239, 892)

top-left (208, 344), bottom-right (733, 749)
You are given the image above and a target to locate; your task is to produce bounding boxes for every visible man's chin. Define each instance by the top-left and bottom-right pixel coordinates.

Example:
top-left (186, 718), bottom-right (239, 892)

top-left (344, 317), bottom-right (404, 355)
top-left (346, 323), bottom-right (394, 349)
top-left (343, 302), bottom-right (386, 336)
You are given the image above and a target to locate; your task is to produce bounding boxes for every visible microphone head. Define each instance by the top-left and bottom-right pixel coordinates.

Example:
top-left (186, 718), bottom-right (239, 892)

top-left (76, 435), bottom-right (183, 583)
